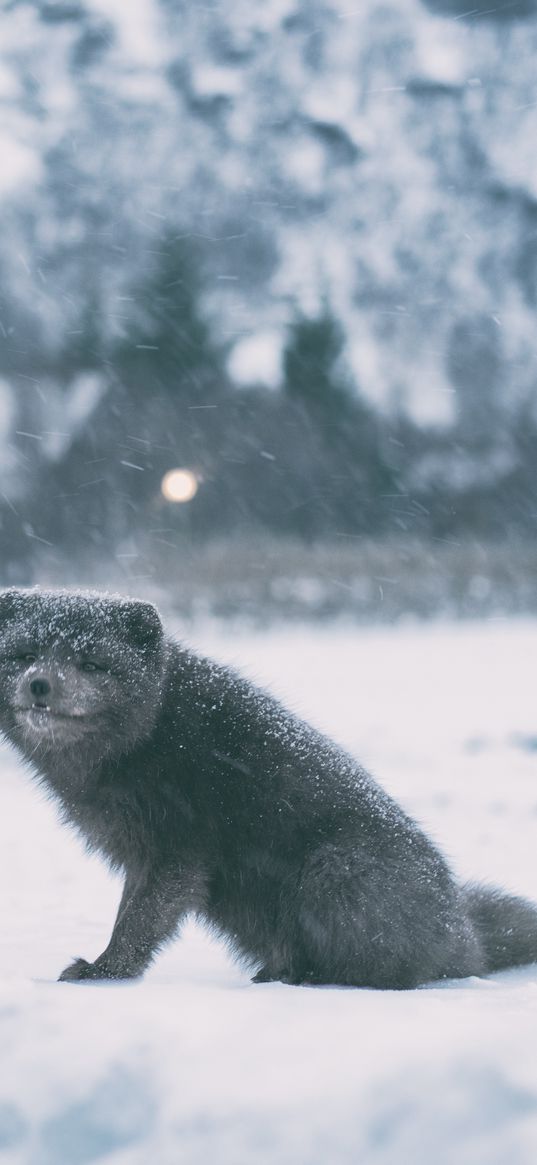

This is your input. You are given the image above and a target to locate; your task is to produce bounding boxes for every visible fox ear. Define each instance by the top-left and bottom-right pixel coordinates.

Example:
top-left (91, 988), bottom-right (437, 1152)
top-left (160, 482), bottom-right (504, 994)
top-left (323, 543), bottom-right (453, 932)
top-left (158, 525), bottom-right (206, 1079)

top-left (117, 599), bottom-right (163, 651)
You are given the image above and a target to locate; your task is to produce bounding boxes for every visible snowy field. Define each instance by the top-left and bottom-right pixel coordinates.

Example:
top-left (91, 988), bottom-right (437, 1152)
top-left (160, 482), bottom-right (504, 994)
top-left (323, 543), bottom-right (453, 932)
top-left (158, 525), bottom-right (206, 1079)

top-left (2, 617), bottom-right (537, 1164)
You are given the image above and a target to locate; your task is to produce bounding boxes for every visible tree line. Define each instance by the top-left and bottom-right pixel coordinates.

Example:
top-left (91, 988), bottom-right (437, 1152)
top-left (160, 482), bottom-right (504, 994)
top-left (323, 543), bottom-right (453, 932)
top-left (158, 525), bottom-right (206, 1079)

top-left (1, 241), bottom-right (536, 583)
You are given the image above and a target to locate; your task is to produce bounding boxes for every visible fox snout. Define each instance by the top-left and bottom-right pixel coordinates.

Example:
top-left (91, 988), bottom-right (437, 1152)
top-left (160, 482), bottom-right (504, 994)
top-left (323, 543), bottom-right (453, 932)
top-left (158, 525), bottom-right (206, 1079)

top-left (29, 677), bottom-right (52, 702)
top-left (16, 664), bottom-right (82, 717)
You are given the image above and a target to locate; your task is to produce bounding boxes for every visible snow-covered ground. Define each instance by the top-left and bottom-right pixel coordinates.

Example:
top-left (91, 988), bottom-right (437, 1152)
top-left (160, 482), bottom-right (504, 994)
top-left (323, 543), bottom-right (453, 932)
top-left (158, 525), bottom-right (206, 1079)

top-left (2, 618), bottom-right (537, 1164)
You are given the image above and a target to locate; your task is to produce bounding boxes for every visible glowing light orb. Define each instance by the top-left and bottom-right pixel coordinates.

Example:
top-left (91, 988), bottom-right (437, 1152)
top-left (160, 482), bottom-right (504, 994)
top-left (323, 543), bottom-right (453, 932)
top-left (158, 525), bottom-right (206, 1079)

top-left (161, 468), bottom-right (199, 503)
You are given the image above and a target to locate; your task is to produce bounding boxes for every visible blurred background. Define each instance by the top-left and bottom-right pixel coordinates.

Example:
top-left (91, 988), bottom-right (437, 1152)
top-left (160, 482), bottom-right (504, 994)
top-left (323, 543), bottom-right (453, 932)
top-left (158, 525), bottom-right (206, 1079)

top-left (1, 0), bottom-right (536, 623)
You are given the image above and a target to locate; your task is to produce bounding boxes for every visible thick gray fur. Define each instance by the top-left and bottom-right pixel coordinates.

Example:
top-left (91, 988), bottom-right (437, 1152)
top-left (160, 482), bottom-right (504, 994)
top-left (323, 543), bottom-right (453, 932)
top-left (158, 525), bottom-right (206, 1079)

top-left (0, 587), bottom-right (536, 988)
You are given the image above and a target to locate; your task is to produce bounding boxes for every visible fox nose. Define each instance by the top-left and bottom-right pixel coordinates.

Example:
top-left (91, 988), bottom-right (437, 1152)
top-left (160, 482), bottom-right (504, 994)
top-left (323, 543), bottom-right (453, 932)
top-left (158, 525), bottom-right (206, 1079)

top-left (30, 678), bottom-right (51, 699)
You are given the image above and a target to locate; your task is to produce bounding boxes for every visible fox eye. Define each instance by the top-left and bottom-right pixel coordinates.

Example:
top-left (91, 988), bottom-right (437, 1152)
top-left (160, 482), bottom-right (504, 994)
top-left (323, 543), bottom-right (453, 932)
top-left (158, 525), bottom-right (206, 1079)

top-left (81, 660), bottom-right (105, 673)
top-left (19, 653), bottom-right (37, 664)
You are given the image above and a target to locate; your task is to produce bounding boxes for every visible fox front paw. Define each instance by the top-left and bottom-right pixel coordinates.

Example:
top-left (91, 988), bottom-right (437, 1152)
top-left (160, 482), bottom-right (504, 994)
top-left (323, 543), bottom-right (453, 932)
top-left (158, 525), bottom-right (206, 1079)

top-left (59, 957), bottom-right (109, 983)
top-left (251, 965), bottom-right (319, 986)
top-left (252, 966), bottom-right (278, 983)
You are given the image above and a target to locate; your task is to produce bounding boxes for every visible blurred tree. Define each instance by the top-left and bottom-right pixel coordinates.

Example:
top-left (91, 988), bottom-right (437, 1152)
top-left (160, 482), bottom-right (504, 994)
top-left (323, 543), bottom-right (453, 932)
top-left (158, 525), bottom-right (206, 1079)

top-left (447, 315), bottom-right (503, 440)
top-left (110, 235), bottom-right (222, 402)
top-left (283, 313), bottom-right (350, 413)
top-left (281, 313), bottom-right (398, 536)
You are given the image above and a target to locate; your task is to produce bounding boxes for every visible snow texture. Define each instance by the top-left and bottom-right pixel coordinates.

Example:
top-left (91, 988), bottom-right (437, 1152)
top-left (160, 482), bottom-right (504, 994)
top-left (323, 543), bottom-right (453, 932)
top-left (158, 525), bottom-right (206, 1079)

top-left (1, 618), bottom-right (537, 1162)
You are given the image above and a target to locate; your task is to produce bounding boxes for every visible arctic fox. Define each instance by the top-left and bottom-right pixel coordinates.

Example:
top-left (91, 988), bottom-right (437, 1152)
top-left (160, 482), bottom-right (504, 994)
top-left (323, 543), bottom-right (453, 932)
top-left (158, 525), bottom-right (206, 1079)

top-left (0, 586), bottom-right (535, 988)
